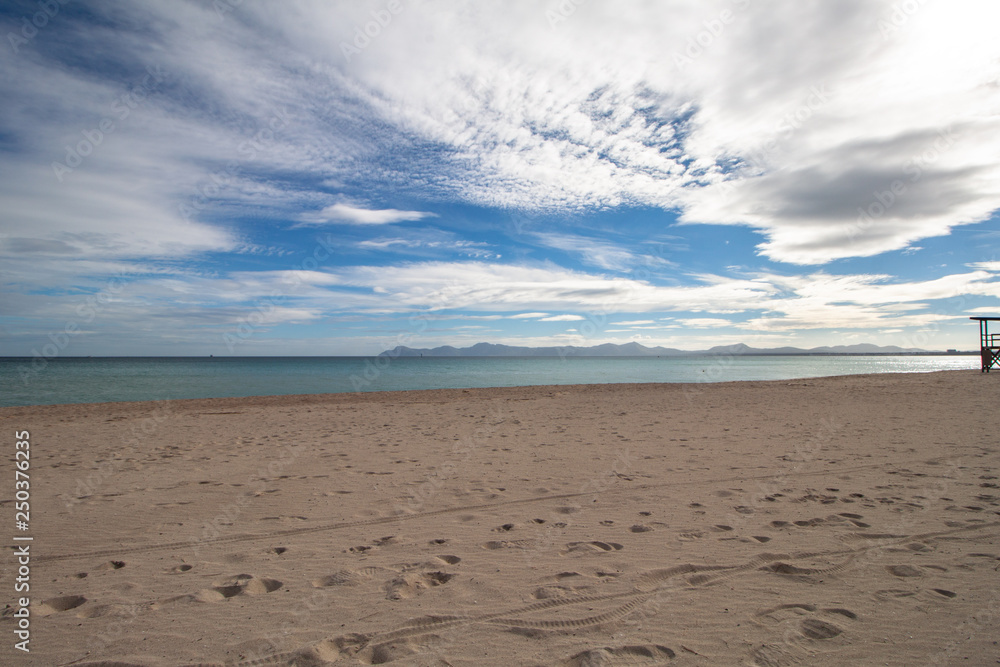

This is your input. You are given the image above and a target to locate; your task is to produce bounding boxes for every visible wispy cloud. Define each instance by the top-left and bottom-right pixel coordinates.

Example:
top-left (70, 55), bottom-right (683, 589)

top-left (677, 318), bottom-right (734, 329)
top-left (531, 232), bottom-right (666, 272)
top-left (968, 261), bottom-right (1000, 272)
top-left (299, 203), bottom-right (436, 226)
top-left (356, 231), bottom-right (498, 259)
top-left (539, 314), bottom-right (585, 322)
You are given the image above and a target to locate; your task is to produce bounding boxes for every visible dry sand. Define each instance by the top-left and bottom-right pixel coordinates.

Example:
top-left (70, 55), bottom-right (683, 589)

top-left (2, 370), bottom-right (999, 666)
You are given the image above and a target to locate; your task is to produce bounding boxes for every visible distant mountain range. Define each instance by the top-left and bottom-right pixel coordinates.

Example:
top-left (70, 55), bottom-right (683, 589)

top-left (381, 342), bottom-right (967, 357)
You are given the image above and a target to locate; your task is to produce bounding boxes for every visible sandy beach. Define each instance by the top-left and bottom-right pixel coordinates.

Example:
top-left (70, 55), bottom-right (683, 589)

top-left (2, 370), bottom-right (998, 666)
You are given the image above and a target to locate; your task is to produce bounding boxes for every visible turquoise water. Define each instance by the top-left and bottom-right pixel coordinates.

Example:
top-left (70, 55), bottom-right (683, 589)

top-left (0, 354), bottom-right (980, 407)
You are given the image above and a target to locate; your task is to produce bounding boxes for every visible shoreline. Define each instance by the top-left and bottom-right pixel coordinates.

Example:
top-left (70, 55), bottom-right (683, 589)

top-left (1, 355), bottom-right (981, 409)
top-left (0, 368), bottom-right (987, 412)
top-left (0, 351), bottom-right (982, 358)
top-left (7, 369), bottom-right (999, 665)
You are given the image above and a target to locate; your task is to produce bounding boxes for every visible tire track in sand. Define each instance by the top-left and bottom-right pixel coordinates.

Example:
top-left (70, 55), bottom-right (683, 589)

top-left (39, 461), bottom-right (919, 563)
top-left (218, 521), bottom-right (998, 667)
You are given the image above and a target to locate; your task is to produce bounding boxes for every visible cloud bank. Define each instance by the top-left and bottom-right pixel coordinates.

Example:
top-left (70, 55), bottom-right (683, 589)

top-left (1, 0), bottom-right (998, 355)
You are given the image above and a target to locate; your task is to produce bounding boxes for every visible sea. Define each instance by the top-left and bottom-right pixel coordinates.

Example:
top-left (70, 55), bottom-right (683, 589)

top-left (0, 354), bottom-right (981, 407)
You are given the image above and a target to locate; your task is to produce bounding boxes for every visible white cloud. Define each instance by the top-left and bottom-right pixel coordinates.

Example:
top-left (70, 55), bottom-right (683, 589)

top-left (338, 261), bottom-right (778, 314)
top-left (0, 161), bottom-right (235, 262)
top-left (756, 270), bottom-right (998, 306)
top-left (730, 269), bottom-right (1000, 332)
top-left (235, 0), bottom-right (998, 264)
top-left (677, 318), bottom-right (733, 329)
top-left (539, 314), bottom-right (585, 322)
top-left (531, 233), bottom-right (670, 272)
top-left (8, 255), bottom-right (995, 354)
top-left (357, 235), bottom-right (497, 258)
top-left (6, 0), bottom-right (998, 274)
top-left (968, 262), bottom-right (1000, 272)
top-left (54, 261), bottom-right (993, 333)
top-left (302, 203), bottom-right (436, 226)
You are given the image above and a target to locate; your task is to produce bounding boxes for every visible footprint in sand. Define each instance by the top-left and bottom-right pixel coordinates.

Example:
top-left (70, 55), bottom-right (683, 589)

top-left (837, 512), bottom-right (871, 527)
top-left (384, 571), bottom-right (455, 600)
top-left (559, 541), bottom-right (624, 555)
top-left (929, 588), bottom-right (958, 598)
top-left (75, 603), bottom-right (129, 619)
top-left (754, 603), bottom-right (858, 646)
top-left (531, 584), bottom-right (587, 600)
top-left (792, 518), bottom-right (825, 527)
top-left (482, 539), bottom-right (536, 550)
top-left (873, 586), bottom-right (958, 603)
top-left (311, 566), bottom-right (402, 588)
top-left (73, 560), bottom-right (127, 579)
top-left (750, 642), bottom-right (798, 667)
top-left (760, 562), bottom-right (825, 576)
top-left (344, 535), bottom-right (396, 554)
top-left (886, 564), bottom-right (922, 577)
top-left (96, 560), bottom-right (126, 571)
top-left (357, 634), bottom-right (445, 665)
top-left (532, 572), bottom-right (595, 599)
top-left (769, 513), bottom-right (870, 530)
top-left (967, 552), bottom-right (1000, 563)
top-left (562, 644), bottom-right (677, 666)
top-left (33, 595), bottom-right (88, 617)
top-left (312, 570), bottom-right (369, 588)
top-left (873, 588), bottom-right (918, 600)
top-left (195, 574), bottom-right (283, 602)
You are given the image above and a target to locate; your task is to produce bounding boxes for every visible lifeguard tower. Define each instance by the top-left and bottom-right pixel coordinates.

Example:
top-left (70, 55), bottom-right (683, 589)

top-left (970, 316), bottom-right (1000, 372)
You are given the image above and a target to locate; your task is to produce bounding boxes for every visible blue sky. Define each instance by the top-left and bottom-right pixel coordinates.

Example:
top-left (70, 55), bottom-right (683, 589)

top-left (1, 0), bottom-right (999, 356)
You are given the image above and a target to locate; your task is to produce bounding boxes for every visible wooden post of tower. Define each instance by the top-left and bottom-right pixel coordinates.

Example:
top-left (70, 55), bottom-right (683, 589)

top-left (970, 317), bottom-right (1000, 372)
